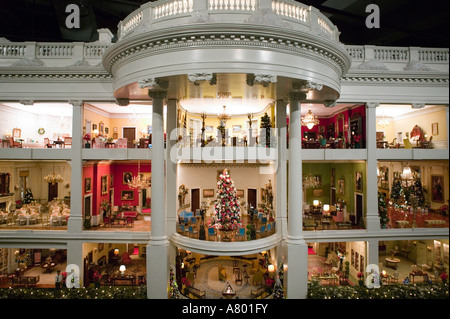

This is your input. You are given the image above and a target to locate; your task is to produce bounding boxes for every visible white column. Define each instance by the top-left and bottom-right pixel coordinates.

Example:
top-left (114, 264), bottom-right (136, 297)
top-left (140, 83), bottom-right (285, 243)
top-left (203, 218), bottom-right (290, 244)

top-left (276, 99), bottom-right (288, 239)
top-left (147, 90), bottom-right (169, 299)
top-left (365, 102), bottom-right (381, 231)
top-left (66, 240), bottom-right (84, 287)
top-left (166, 99), bottom-right (178, 235)
top-left (286, 92), bottom-right (308, 299)
top-left (68, 100), bottom-right (83, 233)
top-left (367, 239), bottom-right (379, 272)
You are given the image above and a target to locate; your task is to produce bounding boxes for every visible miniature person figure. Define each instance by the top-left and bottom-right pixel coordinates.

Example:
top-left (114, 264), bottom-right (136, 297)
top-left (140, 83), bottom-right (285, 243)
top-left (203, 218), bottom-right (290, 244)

top-left (55, 270), bottom-right (63, 289)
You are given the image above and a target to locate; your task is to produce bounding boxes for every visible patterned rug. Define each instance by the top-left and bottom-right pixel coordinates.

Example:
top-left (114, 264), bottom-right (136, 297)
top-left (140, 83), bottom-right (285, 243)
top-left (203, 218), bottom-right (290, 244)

top-left (193, 258), bottom-right (257, 299)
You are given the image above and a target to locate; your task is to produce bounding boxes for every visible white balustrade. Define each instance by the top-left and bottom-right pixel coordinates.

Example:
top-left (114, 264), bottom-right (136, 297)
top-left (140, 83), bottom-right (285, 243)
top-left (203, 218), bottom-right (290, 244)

top-left (272, 0), bottom-right (308, 23)
top-left (122, 11), bottom-right (143, 36)
top-left (37, 43), bottom-right (74, 58)
top-left (418, 48), bottom-right (449, 63)
top-left (0, 44), bottom-right (27, 57)
top-left (209, 0), bottom-right (256, 11)
top-left (84, 44), bottom-right (109, 58)
top-left (346, 46), bottom-right (365, 61)
top-left (373, 47), bottom-right (409, 62)
top-left (317, 16), bottom-right (333, 37)
top-left (154, 0), bottom-right (194, 19)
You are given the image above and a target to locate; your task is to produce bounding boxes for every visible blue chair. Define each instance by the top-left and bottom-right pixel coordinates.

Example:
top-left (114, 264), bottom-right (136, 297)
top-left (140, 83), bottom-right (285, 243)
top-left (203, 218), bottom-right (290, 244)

top-left (189, 225), bottom-right (198, 238)
top-left (267, 223), bottom-right (271, 232)
top-left (236, 227), bottom-right (246, 239)
top-left (208, 227), bottom-right (216, 240)
top-left (191, 217), bottom-right (197, 224)
top-left (261, 217), bottom-right (267, 224)
top-left (256, 225), bottom-right (265, 237)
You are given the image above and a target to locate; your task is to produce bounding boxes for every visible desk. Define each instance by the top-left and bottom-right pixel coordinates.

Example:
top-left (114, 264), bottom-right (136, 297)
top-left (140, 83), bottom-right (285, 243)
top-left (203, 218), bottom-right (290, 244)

top-left (111, 275), bottom-right (136, 286)
top-left (53, 140), bottom-right (64, 148)
top-left (410, 272), bottom-right (429, 283)
top-left (385, 258), bottom-right (401, 270)
top-left (1, 139), bottom-right (10, 148)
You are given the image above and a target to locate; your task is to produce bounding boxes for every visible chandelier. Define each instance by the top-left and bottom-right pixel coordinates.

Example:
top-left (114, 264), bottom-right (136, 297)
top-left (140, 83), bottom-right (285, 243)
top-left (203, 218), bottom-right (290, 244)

top-left (303, 173), bottom-right (320, 188)
top-left (217, 105), bottom-right (231, 122)
top-left (44, 162), bottom-right (64, 184)
top-left (301, 110), bottom-right (319, 130)
top-left (128, 161), bottom-right (151, 192)
top-left (377, 114), bottom-right (390, 127)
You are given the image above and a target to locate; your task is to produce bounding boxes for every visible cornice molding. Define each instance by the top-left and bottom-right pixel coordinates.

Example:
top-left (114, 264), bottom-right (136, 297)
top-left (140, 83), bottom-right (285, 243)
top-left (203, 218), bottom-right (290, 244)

top-left (0, 67), bottom-right (113, 82)
top-left (103, 23), bottom-right (352, 76)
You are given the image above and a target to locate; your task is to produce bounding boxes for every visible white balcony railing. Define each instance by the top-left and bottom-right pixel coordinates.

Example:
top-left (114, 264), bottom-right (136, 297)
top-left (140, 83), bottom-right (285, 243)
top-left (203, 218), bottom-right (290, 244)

top-left (117, 0), bottom-right (339, 41)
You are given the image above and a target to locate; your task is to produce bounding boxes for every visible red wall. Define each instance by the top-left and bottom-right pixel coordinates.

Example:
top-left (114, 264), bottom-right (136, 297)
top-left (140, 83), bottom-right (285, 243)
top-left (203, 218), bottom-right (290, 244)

top-left (113, 163), bottom-right (151, 207)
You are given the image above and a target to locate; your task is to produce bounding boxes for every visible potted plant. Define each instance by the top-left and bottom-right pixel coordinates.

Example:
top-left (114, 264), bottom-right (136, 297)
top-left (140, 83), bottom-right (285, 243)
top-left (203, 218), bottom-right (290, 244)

top-left (83, 133), bottom-right (91, 148)
top-left (357, 272), bottom-right (364, 286)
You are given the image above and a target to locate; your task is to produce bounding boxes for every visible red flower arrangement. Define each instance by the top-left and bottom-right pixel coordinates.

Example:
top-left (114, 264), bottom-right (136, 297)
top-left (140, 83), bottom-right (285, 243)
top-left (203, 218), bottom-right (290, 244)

top-left (265, 278), bottom-right (275, 287)
top-left (181, 277), bottom-right (191, 287)
top-left (82, 133), bottom-right (91, 141)
top-left (440, 272), bottom-right (448, 282)
top-left (357, 272), bottom-right (364, 279)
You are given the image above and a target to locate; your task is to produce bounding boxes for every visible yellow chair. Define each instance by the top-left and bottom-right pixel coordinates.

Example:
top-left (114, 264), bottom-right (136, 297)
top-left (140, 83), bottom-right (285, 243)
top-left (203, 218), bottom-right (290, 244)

top-left (403, 138), bottom-right (412, 149)
top-left (218, 266), bottom-right (227, 281)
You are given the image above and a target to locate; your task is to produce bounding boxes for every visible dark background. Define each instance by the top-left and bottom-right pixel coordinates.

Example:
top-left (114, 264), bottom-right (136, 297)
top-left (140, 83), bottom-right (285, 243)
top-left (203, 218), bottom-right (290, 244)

top-left (0, 0), bottom-right (448, 47)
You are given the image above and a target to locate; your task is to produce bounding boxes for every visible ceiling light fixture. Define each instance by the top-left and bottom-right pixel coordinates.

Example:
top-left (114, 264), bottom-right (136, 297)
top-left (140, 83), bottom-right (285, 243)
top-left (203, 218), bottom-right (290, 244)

top-left (301, 109), bottom-right (319, 130)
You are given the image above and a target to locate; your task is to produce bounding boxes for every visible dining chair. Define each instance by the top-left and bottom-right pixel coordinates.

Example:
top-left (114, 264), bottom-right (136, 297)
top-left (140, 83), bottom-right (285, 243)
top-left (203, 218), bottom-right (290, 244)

top-left (256, 225), bottom-right (265, 238)
top-left (189, 225), bottom-right (198, 238)
top-left (208, 227), bottom-right (216, 240)
top-left (236, 227), bottom-right (245, 239)
top-left (63, 137), bottom-right (72, 148)
top-left (126, 216), bottom-right (134, 228)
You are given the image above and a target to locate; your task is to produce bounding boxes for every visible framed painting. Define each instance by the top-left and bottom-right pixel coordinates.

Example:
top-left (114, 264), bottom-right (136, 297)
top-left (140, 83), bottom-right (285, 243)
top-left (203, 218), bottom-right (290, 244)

top-left (232, 125), bottom-right (242, 133)
top-left (85, 177), bottom-right (92, 193)
top-left (432, 122), bottom-right (438, 136)
top-left (338, 179), bottom-right (345, 195)
top-left (123, 172), bottom-right (132, 184)
top-left (351, 249), bottom-right (355, 267)
top-left (354, 251), bottom-right (359, 271)
top-left (355, 172), bottom-right (363, 191)
top-left (360, 255), bottom-right (365, 273)
top-left (205, 125), bottom-right (213, 133)
top-left (236, 189), bottom-right (244, 198)
top-left (121, 190), bottom-right (134, 201)
top-left (431, 175), bottom-right (444, 203)
top-left (313, 188), bottom-right (323, 197)
top-left (99, 121), bottom-right (104, 134)
top-left (203, 189), bottom-right (214, 198)
top-left (101, 175), bottom-right (108, 195)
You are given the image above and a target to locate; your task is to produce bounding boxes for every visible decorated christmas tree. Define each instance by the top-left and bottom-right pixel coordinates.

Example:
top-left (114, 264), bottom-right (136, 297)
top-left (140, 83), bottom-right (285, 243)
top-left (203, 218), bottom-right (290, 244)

top-left (390, 177), bottom-right (402, 205)
top-left (210, 169), bottom-right (242, 231)
top-left (260, 112), bottom-right (273, 148)
top-left (273, 277), bottom-right (285, 299)
top-left (168, 266), bottom-right (180, 299)
top-left (22, 188), bottom-right (34, 204)
top-left (411, 176), bottom-right (426, 207)
top-left (378, 192), bottom-right (389, 229)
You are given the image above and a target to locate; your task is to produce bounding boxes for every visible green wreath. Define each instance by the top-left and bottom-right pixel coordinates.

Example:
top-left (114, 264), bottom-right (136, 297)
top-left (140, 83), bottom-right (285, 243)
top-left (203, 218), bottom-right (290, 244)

top-left (38, 128), bottom-right (45, 135)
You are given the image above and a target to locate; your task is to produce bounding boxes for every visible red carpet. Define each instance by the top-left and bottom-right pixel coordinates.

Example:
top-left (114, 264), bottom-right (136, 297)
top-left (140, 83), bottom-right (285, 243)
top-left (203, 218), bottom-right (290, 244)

top-left (308, 247), bottom-right (316, 255)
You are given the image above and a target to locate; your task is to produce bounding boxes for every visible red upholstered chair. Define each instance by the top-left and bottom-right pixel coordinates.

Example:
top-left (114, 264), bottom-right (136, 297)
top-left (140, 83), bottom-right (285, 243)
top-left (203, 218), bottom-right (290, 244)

top-left (121, 252), bottom-right (132, 265)
top-left (10, 137), bottom-right (21, 148)
top-left (333, 211), bottom-right (344, 223)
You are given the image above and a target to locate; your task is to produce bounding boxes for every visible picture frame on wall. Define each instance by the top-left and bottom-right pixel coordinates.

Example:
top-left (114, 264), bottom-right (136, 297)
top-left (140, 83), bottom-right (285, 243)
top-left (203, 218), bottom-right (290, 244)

top-left (232, 125), bottom-right (242, 133)
top-left (432, 122), bottom-right (439, 135)
top-left (85, 177), bottom-right (92, 193)
top-left (355, 172), bottom-right (363, 191)
top-left (313, 189), bottom-right (323, 197)
top-left (101, 175), bottom-right (108, 195)
top-left (431, 175), bottom-right (444, 203)
top-left (123, 172), bottom-right (132, 184)
top-left (360, 255), bottom-right (365, 273)
top-left (99, 122), bottom-right (104, 134)
top-left (205, 125), bottom-right (213, 133)
top-left (203, 189), bottom-right (214, 198)
top-left (121, 190), bottom-right (134, 201)
top-left (237, 189), bottom-right (244, 198)
top-left (355, 251), bottom-right (359, 271)
top-left (351, 249), bottom-right (355, 267)
top-left (338, 179), bottom-right (345, 195)
top-left (261, 188), bottom-right (266, 201)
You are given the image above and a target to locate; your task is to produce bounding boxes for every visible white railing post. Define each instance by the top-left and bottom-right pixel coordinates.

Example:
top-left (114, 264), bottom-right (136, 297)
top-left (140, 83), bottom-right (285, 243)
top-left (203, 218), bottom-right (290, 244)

top-left (24, 42), bottom-right (37, 59)
top-left (409, 47), bottom-right (420, 62)
top-left (73, 42), bottom-right (84, 62)
top-left (194, 0), bottom-right (208, 11)
top-left (364, 45), bottom-right (376, 62)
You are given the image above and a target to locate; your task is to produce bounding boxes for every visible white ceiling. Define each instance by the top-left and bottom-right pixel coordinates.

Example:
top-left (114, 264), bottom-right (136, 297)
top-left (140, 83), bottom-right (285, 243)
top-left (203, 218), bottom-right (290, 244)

top-left (376, 104), bottom-right (444, 119)
top-left (2, 102), bottom-right (73, 117)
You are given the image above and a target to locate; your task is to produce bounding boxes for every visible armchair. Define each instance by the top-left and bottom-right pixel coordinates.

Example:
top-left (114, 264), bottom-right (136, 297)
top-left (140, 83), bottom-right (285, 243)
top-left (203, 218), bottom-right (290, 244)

top-left (333, 211), bottom-right (344, 223)
top-left (121, 252), bottom-right (132, 265)
top-left (9, 137), bottom-right (21, 148)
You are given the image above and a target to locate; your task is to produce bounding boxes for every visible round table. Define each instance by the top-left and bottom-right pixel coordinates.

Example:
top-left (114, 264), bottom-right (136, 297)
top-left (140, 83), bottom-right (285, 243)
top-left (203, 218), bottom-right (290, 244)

top-left (385, 257), bottom-right (401, 270)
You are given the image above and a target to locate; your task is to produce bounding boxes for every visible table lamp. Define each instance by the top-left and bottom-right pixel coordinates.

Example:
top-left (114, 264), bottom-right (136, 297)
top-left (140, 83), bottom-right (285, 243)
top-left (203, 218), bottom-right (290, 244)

top-left (268, 264), bottom-right (275, 273)
top-left (119, 265), bottom-right (126, 277)
top-left (313, 200), bottom-right (319, 207)
top-left (323, 204), bottom-right (330, 215)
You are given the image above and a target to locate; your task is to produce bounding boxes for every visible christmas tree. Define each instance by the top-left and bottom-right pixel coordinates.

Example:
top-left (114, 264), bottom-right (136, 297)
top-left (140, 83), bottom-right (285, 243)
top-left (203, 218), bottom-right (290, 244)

top-left (390, 177), bottom-right (402, 205)
top-left (168, 266), bottom-right (180, 299)
top-left (260, 112), bottom-right (273, 148)
top-left (411, 176), bottom-right (426, 207)
top-left (378, 192), bottom-right (389, 229)
top-left (272, 277), bottom-right (285, 299)
top-left (23, 188), bottom-right (34, 204)
top-left (210, 169), bottom-right (242, 231)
